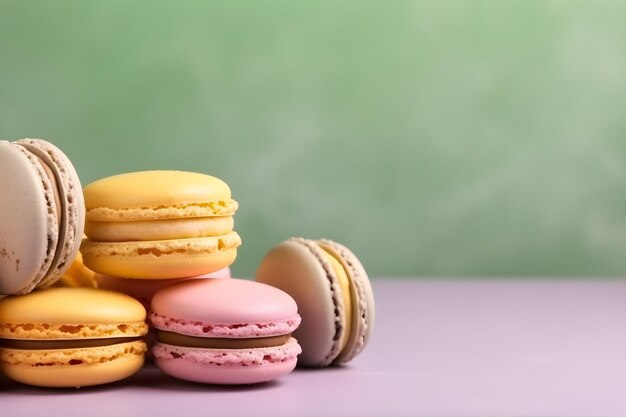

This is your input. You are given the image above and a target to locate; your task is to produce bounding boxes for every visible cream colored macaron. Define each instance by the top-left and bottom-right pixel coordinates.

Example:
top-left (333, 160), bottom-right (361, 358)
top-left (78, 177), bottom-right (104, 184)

top-left (256, 238), bottom-right (375, 367)
top-left (0, 139), bottom-right (84, 295)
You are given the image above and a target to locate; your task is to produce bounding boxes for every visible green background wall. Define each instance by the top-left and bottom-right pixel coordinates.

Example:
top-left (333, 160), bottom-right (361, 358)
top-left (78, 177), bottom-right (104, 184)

top-left (1, 1), bottom-right (626, 278)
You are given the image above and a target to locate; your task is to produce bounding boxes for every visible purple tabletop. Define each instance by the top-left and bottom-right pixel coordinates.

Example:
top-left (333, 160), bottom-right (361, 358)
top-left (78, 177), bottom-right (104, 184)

top-left (2, 279), bottom-right (626, 417)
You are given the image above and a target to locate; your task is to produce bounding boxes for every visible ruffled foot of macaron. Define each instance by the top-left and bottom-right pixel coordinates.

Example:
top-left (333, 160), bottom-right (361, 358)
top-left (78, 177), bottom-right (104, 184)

top-left (256, 238), bottom-right (375, 367)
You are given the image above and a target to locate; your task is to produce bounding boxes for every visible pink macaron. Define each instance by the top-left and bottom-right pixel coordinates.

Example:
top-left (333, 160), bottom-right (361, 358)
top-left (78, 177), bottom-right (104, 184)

top-left (150, 278), bottom-right (302, 384)
top-left (96, 267), bottom-right (232, 307)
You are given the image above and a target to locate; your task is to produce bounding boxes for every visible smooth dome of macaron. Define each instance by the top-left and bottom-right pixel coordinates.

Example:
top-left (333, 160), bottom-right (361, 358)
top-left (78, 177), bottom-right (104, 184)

top-left (256, 238), bottom-right (375, 367)
top-left (0, 287), bottom-right (148, 387)
top-left (0, 139), bottom-right (84, 295)
top-left (80, 170), bottom-right (241, 279)
top-left (150, 278), bottom-right (302, 384)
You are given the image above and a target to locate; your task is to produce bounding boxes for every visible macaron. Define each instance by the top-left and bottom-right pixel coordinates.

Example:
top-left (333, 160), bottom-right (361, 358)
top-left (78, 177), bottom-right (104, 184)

top-left (151, 278), bottom-right (302, 384)
top-left (80, 170), bottom-right (241, 279)
top-left (54, 252), bottom-right (98, 288)
top-left (95, 267), bottom-right (232, 307)
top-left (0, 287), bottom-right (148, 387)
top-left (0, 139), bottom-right (85, 295)
top-left (256, 238), bottom-right (375, 367)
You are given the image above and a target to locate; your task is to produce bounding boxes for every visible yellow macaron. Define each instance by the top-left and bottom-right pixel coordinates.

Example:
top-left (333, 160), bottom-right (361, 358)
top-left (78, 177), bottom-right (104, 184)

top-left (80, 170), bottom-right (242, 279)
top-left (53, 252), bottom-right (98, 288)
top-left (0, 287), bottom-right (148, 387)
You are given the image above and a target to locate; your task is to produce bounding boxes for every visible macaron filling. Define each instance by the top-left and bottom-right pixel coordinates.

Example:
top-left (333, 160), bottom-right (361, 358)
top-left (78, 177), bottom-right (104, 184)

top-left (33, 155), bottom-right (70, 290)
top-left (156, 331), bottom-right (291, 349)
top-left (86, 216), bottom-right (235, 242)
top-left (33, 156), bottom-right (62, 285)
top-left (1, 336), bottom-right (144, 349)
top-left (320, 248), bottom-right (353, 354)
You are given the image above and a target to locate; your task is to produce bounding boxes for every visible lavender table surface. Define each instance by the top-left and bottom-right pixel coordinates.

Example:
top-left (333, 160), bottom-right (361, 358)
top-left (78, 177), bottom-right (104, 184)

top-left (2, 279), bottom-right (626, 417)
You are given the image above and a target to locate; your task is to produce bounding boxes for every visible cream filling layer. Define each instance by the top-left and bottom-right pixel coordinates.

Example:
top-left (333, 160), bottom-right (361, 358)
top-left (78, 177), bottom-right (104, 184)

top-left (0, 336), bottom-right (143, 350)
top-left (320, 249), bottom-right (353, 355)
top-left (85, 216), bottom-right (234, 242)
top-left (156, 331), bottom-right (291, 349)
top-left (81, 232), bottom-right (241, 257)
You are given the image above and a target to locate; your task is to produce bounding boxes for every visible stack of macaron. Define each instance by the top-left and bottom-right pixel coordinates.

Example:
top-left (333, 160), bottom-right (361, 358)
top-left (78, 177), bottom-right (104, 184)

top-left (0, 139), bottom-right (149, 387)
top-left (75, 170), bottom-right (307, 384)
top-left (77, 170), bottom-right (243, 326)
top-left (0, 138), bottom-right (375, 389)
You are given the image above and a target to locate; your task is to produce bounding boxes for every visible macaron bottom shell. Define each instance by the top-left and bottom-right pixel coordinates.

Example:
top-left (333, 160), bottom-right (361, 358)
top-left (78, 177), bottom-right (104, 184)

top-left (82, 244), bottom-right (238, 279)
top-left (1, 345), bottom-right (145, 388)
top-left (153, 338), bottom-right (301, 385)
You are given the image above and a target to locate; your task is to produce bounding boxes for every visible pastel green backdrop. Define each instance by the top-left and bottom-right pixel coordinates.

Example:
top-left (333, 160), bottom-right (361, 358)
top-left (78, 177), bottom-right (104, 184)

top-left (1, 1), bottom-right (625, 278)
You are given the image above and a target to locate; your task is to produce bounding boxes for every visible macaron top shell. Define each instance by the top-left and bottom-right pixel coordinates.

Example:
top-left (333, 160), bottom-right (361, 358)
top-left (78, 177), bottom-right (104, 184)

top-left (84, 170), bottom-right (238, 221)
top-left (0, 287), bottom-right (147, 340)
top-left (151, 279), bottom-right (300, 338)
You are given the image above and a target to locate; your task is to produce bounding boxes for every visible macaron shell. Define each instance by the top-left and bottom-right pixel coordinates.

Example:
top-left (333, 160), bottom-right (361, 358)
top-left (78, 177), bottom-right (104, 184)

top-left (95, 268), bottom-right (231, 305)
top-left (255, 239), bottom-right (342, 367)
top-left (84, 170), bottom-right (237, 221)
top-left (16, 139), bottom-right (85, 289)
top-left (1, 345), bottom-right (145, 387)
top-left (317, 239), bottom-right (375, 364)
top-left (0, 141), bottom-right (58, 294)
top-left (153, 338), bottom-right (300, 384)
top-left (81, 233), bottom-right (240, 279)
top-left (155, 355), bottom-right (298, 385)
top-left (151, 278), bottom-right (299, 333)
top-left (86, 216), bottom-right (234, 242)
top-left (0, 287), bottom-right (147, 333)
top-left (201, 267), bottom-right (232, 279)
